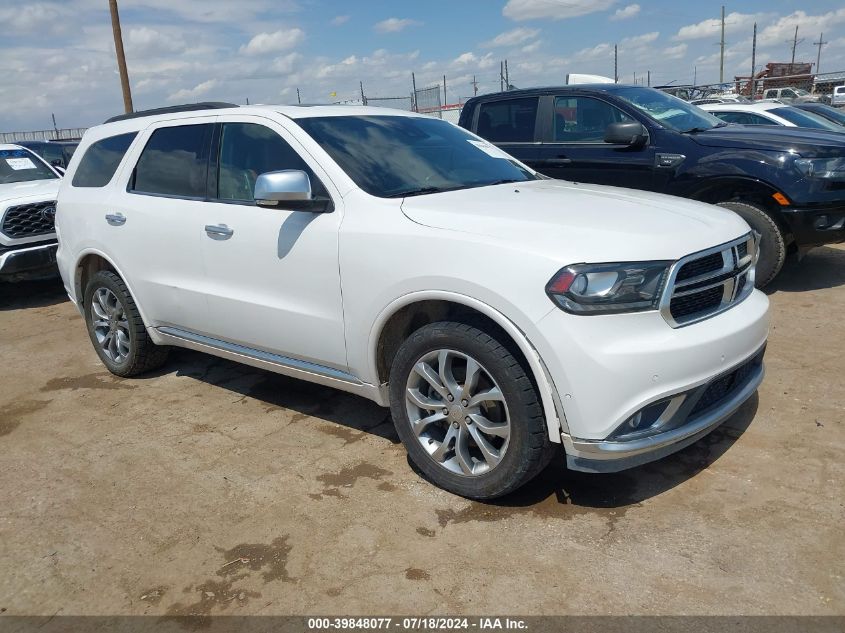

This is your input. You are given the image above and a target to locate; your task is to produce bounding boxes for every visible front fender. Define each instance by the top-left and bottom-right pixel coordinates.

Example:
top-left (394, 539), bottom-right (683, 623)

top-left (367, 290), bottom-right (567, 442)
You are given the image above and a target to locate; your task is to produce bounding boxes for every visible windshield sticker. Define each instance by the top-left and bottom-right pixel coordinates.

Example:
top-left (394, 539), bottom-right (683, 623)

top-left (5, 157), bottom-right (37, 170)
top-left (467, 139), bottom-right (512, 159)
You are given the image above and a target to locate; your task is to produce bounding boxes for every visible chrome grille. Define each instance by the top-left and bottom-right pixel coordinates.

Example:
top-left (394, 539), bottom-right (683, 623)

top-left (660, 233), bottom-right (757, 328)
top-left (1, 201), bottom-right (57, 239)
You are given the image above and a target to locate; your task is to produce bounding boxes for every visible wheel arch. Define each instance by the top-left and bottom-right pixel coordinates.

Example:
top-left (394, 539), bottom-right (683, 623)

top-left (369, 291), bottom-right (566, 442)
top-left (73, 249), bottom-right (153, 326)
top-left (687, 176), bottom-right (792, 237)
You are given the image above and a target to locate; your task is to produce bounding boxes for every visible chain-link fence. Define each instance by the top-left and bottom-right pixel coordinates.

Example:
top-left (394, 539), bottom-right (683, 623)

top-left (661, 67), bottom-right (844, 103)
top-left (365, 95), bottom-right (413, 111)
top-left (414, 85), bottom-right (442, 116)
top-left (0, 128), bottom-right (87, 143)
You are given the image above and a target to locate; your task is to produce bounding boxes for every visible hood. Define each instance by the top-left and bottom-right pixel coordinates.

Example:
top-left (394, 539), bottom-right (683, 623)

top-left (0, 179), bottom-right (61, 206)
top-left (689, 125), bottom-right (845, 156)
top-left (401, 180), bottom-right (749, 263)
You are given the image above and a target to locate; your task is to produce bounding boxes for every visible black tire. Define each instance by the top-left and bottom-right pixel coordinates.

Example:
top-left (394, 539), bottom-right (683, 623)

top-left (83, 270), bottom-right (168, 377)
top-left (716, 200), bottom-right (787, 288)
top-left (389, 321), bottom-right (551, 499)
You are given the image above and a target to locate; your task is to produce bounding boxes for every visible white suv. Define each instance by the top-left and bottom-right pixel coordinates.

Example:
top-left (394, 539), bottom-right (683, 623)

top-left (56, 103), bottom-right (769, 498)
top-left (1, 144), bottom-right (63, 281)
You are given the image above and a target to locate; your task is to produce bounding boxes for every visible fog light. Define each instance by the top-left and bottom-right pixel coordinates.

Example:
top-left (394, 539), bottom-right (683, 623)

top-left (611, 399), bottom-right (673, 440)
top-left (813, 215), bottom-right (830, 229)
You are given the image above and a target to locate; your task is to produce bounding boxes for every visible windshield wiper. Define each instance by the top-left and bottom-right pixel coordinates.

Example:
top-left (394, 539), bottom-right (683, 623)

top-left (384, 186), bottom-right (447, 198)
top-left (682, 122), bottom-right (728, 134)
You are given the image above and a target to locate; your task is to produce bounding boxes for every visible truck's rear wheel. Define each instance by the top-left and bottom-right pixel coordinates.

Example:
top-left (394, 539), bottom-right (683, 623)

top-left (389, 322), bottom-right (551, 499)
top-left (716, 200), bottom-right (786, 288)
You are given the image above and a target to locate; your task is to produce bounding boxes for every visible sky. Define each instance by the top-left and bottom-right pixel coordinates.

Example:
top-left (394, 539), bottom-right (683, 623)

top-left (2, 0), bottom-right (845, 132)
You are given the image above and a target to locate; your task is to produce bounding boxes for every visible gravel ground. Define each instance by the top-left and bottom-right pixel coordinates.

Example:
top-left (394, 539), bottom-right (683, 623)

top-left (0, 246), bottom-right (843, 618)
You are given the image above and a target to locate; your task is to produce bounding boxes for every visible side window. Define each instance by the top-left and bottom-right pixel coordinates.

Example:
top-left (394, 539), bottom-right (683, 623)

top-left (553, 96), bottom-right (633, 142)
top-left (72, 132), bottom-right (138, 188)
top-left (783, 89), bottom-right (797, 98)
top-left (216, 122), bottom-right (327, 202)
top-left (712, 112), bottom-right (740, 123)
top-left (131, 124), bottom-right (212, 198)
top-left (476, 97), bottom-right (538, 143)
top-left (746, 114), bottom-right (774, 125)
top-left (764, 90), bottom-right (777, 99)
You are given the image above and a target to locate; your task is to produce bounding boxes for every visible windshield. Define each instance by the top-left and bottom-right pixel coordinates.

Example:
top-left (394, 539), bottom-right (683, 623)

top-left (805, 105), bottom-right (845, 126)
top-left (613, 86), bottom-right (724, 132)
top-left (771, 107), bottom-right (844, 133)
top-left (296, 115), bottom-right (537, 198)
top-left (0, 148), bottom-right (58, 184)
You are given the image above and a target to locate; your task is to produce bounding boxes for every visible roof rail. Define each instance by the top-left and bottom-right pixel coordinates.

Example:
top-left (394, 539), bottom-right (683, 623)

top-left (104, 102), bottom-right (239, 124)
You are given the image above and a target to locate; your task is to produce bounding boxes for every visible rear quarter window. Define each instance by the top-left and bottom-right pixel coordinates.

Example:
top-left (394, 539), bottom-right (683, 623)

top-left (72, 132), bottom-right (138, 187)
top-left (130, 124), bottom-right (212, 198)
top-left (476, 97), bottom-right (539, 143)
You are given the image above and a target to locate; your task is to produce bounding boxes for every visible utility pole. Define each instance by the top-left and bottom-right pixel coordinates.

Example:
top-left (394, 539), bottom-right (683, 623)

top-left (693, 65), bottom-right (697, 86)
top-left (614, 44), bottom-right (618, 83)
top-left (647, 70), bottom-right (650, 87)
top-left (296, 88), bottom-right (301, 104)
top-left (360, 81), bottom-right (366, 105)
top-left (719, 5), bottom-right (725, 84)
top-left (813, 32), bottom-right (828, 74)
top-left (442, 75), bottom-right (447, 105)
top-left (51, 113), bottom-right (58, 140)
top-left (471, 75), bottom-right (478, 96)
top-left (411, 72), bottom-right (418, 112)
top-left (750, 22), bottom-right (757, 98)
top-left (633, 71), bottom-right (637, 85)
top-left (499, 61), bottom-right (504, 92)
top-left (504, 59), bottom-right (509, 90)
top-left (790, 25), bottom-right (799, 67)
top-left (108, 0), bottom-right (133, 113)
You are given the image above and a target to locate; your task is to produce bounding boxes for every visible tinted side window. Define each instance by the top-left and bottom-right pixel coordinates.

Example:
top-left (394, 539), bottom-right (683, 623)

top-left (131, 124), bottom-right (212, 198)
top-left (216, 123), bottom-right (327, 202)
top-left (72, 132), bottom-right (137, 187)
top-left (553, 96), bottom-right (633, 142)
top-left (476, 97), bottom-right (538, 142)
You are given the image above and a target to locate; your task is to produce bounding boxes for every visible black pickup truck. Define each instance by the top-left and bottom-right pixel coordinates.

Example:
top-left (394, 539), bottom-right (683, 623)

top-left (459, 85), bottom-right (845, 286)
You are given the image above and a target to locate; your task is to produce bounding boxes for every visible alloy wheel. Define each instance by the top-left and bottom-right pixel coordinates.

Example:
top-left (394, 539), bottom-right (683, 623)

top-left (405, 349), bottom-right (511, 477)
top-left (90, 287), bottom-right (131, 363)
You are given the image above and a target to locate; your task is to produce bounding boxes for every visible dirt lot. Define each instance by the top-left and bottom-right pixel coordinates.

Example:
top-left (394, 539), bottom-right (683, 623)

top-left (1, 246), bottom-right (843, 619)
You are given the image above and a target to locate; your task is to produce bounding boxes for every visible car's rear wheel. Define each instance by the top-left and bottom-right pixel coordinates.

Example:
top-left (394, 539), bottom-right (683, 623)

top-left (389, 322), bottom-right (552, 499)
top-left (83, 270), bottom-right (168, 377)
top-left (716, 200), bottom-right (786, 288)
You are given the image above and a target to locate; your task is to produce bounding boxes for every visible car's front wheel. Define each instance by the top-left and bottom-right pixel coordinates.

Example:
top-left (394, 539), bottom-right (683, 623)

top-left (83, 270), bottom-right (168, 377)
top-left (389, 322), bottom-right (552, 499)
top-left (716, 200), bottom-right (787, 288)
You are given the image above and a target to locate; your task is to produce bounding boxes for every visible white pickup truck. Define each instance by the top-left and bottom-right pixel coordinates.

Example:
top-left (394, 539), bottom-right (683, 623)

top-left (56, 103), bottom-right (769, 498)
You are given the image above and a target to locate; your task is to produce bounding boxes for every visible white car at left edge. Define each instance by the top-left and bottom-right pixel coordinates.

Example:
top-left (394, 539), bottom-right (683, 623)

top-left (0, 144), bottom-right (63, 282)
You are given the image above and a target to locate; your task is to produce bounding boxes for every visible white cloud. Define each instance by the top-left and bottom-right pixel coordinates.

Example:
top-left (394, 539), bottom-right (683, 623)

top-left (521, 40), bottom-right (542, 53)
top-left (168, 79), bottom-right (218, 102)
top-left (611, 4), bottom-right (640, 21)
top-left (758, 10), bottom-right (845, 47)
top-left (481, 27), bottom-right (539, 48)
top-left (239, 28), bottom-right (305, 55)
top-left (503, 0), bottom-right (616, 22)
top-left (126, 27), bottom-right (184, 56)
top-left (331, 15), bottom-right (350, 26)
top-left (272, 52), bottom-right (302, 74)
top-left (453, 52), bottom-right (477, 65)
top-left (674, 12), bottom-right (760, 41)
top-left (662, 43), bottom-right (687, 59)
top-left (374, 18), bottom-right (421, 33)
top-left (621, 31), bottom-right (659, 47)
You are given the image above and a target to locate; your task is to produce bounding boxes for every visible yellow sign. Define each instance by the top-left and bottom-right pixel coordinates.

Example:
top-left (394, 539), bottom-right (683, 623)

top-left (329, 91), bottom-right (337, 97)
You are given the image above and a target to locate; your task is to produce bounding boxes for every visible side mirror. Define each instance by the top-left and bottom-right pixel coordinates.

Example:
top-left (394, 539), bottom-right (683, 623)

top-left (604, 121), bottom-right (648, 147)
top-left (254, 169), bottom-right (333, 212)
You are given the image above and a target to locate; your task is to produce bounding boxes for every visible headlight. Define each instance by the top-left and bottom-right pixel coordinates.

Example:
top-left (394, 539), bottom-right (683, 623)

top-left (795, 157), bottom-right (845, 180)
top-left (545, 261), bottom-right (671, 315)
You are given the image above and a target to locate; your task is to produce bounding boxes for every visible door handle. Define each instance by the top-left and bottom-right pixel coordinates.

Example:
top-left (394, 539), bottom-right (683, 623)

top-left (105, 213), bottom-right (126, 226)
top-left (204, 224), bottom-right (234, 238)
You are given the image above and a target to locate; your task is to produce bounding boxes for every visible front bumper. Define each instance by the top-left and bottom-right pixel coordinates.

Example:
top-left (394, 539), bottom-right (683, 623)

top-left (563, 345), bottom-right (765, 472)
top-left (0, 241), bottom-right (59, 279)
top-left (779, 204), bottom-right (845, 248)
